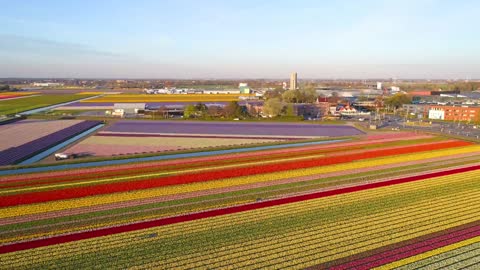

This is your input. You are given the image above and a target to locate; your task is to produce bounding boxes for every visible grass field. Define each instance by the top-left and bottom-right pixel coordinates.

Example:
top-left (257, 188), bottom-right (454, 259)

top-left (0, 95), bottom-right (91, 116)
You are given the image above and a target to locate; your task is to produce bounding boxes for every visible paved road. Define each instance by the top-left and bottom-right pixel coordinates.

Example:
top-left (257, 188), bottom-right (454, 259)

top-left (375, 115), bottom-right (480, 140)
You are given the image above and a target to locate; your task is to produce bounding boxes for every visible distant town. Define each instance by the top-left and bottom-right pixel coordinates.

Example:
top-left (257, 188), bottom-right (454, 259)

top-left (2, 75), bottom-right (480, 124)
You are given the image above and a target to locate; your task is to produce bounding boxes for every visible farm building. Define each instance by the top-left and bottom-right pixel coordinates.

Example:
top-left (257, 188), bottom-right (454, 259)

top-left (112, 103), bottom-right (146, 117)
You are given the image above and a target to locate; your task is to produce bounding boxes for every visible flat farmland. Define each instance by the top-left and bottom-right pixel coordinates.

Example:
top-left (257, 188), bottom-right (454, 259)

top-left (2, 130), bottom-right (479, 269)
top-left (0, 94), bottom-right (89, 115)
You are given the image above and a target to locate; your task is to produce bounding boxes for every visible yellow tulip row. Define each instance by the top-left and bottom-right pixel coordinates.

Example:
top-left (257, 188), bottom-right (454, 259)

top-left (158, 176), bottom-right (480, 264)
top-left (19, 180), bottom-right (480, 268)
top-left (148, 192), bottom-right (480, 269)
top-left (2, 172), bottom-right (466, 265)
top-left (7, 187), bottom-right (476, 268)
top-left (3, 172), bottom-right (478, 267)
top-left (113, 189), bottom-right (479, 268)
top-left (0, 162), bottom-right (464, 249)
top-left (2, 145), bottom-right (479, 219)
top-left (231, 205), bottom-right (480, 269)
top-left (0, 198), bottom-right (253, 245)
top-left (1, 181), bottom-right (438, 266)
top-left (156, 199), bottom-right (477, 268)
top-left (3, 166), bottom-right (475, 248)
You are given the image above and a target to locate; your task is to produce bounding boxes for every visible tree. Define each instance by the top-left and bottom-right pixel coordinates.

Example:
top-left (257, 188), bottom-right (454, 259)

top-left (224, 101), bottom-right (243, 118)
top-left (282, 90), bottom-right (299, 103)
top-left (299, 88), bottom-right (317, 103)
top-left (385, 93), bottom-right (412, 110)
top-left (264, 89), bottom-right (284, 100)
top-left (263, 98), bottom-right (284, 117)
top-left (183, 104), bottom-right (196, 118)
top-left (284, 103), bottom-right (296, 117)
top-left (195, 103), bottom-right (208, 113)
top-left (207, 105), bottom-right (224, 118)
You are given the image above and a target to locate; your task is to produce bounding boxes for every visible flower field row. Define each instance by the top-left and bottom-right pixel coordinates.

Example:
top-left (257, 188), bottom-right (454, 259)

top-left (2, 166), bottom-right (480, 268)
top-left (0, 165), bottom-right (478, 250)
top-left (2, 153), bottom-right (478, 246)
top-left (2, 144), bottom-right (479, 223)
top-left (0, 140), bottom-right (471, 207)
top-left (0, 92), bottom-right (38, 100)
top-left (0, 136), bottom-right (443, 190)
top-left (0, 132), bottom-right (431, 183)
top-left (104, 120), bottom-right (365, 137)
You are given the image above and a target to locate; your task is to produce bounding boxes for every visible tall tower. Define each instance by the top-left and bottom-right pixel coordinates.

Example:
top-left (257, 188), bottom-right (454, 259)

top-left (290, 72), bottom-right (297, 90)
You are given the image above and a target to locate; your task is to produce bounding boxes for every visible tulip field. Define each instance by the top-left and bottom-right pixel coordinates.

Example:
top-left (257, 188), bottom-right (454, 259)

top-left (1, 131), bottom-right (480, 269)
top-left (0, 92), bottom-right (38, 100)
top-left (64, 120), bottom-right (363, 157)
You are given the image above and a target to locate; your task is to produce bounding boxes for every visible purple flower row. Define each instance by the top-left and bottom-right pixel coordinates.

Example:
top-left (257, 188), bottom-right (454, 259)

top-left (105, 120), bottom-right (364, 137)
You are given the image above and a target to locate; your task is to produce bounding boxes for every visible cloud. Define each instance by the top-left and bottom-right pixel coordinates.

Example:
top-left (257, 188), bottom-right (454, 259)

top-left (0, 34), bottom-right (120, 58)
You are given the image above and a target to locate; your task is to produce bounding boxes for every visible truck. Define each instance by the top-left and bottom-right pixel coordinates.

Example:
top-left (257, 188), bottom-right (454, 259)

top-left (55, 152), bottom-right (91, 160)
top-left (54, 153), bottom-right (69, 160)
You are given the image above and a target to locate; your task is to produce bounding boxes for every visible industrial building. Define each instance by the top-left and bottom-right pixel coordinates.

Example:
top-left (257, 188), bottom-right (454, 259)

top-left (403, 104), bottom-right (480, 122)
top-left (32, 82), bottom-right (64, 87)
top-left (427, 105), bottom-right (480, 122)
top-left (111, 103), bottom-right (146, 117)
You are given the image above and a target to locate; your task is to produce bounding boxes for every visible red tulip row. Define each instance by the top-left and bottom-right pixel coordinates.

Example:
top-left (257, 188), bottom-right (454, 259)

top-left (0, 135), bottom-right (432, 185)
top-left (0, 141), bottom-right (375, 189)
top-left (0, 140), bottom-right (471, 208)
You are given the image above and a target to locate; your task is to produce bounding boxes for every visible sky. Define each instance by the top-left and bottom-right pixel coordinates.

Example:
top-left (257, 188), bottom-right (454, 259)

top-left (1, 0), bottom-right (480, 79)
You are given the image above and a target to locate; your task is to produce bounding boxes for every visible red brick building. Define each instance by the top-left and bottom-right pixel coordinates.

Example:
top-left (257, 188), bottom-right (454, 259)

top-left (427, 105), bottom-right (480, 122)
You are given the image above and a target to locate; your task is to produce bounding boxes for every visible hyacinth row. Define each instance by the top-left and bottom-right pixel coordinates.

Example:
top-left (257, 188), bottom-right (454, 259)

top-left (1, 132), bottom-right (480, 269)
top-left (104, 120), bottom-right (365, 137)
top-left (0, 120), bottom-right (102, 165)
